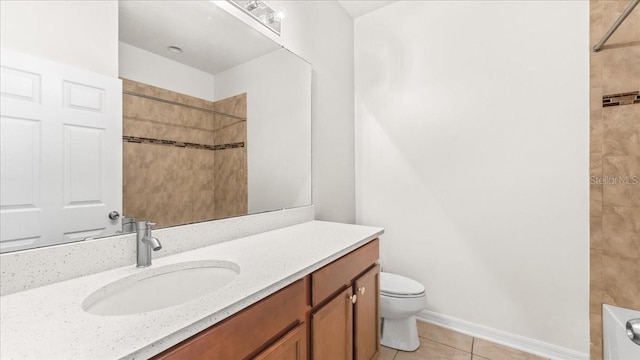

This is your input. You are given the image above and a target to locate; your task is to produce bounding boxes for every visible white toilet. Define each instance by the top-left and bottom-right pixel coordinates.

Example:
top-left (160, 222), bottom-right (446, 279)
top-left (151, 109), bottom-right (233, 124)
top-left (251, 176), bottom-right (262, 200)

top-left (380, 272), bottom-right (426, 351)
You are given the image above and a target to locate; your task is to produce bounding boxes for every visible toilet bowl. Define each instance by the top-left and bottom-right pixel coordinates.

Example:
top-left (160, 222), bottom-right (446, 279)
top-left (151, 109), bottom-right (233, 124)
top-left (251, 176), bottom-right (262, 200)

top-left (380, 272), bottom-right (426, 351)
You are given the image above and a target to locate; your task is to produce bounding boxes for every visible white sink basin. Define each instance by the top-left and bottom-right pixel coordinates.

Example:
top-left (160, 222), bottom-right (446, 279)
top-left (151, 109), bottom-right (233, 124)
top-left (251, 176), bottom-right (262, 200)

top-left (82, 260), bottom-right (239, 316)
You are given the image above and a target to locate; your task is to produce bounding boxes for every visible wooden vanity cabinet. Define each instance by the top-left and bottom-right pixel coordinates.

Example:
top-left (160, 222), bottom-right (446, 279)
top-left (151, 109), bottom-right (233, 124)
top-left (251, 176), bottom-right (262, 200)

top-left (152, 239), bottom-right (379, 360)
top-left (310, 239), bottom-right (380, 360)
top-left (152, 279), bottom-right (307, 360)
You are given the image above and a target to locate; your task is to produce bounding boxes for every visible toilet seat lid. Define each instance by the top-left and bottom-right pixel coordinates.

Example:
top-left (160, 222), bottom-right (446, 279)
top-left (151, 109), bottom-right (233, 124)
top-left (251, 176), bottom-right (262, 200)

top-left (380, 272), bottom-right (425, 296)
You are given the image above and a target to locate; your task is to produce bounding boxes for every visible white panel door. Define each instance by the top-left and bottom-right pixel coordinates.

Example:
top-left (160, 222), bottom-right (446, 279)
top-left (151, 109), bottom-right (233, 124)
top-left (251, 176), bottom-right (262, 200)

top-left (0, 49), bottom-right (122, 252)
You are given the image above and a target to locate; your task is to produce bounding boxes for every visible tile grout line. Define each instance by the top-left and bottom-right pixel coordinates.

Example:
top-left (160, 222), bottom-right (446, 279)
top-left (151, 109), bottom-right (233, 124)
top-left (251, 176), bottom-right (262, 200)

top-left (415, 333), bottom-right (474, 356)
top-left (471, 336), bottom-right (475, 354)
top-left (415, 322), bottom-right (552, 359)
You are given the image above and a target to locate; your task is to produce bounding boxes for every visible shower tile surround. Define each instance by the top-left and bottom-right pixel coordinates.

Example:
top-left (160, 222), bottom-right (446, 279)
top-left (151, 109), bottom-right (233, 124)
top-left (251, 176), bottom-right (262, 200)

top-left (122, 79), bottom-right (248, 228)
top-left (590, 1), bottom-right (640, 360)
top-left (122, 135), bottom-right (245, 151)
top-left (602, 91), bottom-right (640, 107)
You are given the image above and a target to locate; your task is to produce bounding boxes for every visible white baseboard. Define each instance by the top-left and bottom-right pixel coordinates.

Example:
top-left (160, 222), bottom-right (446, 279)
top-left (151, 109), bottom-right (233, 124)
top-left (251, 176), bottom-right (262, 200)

top-left (416, 310), bottom-right (589, 360)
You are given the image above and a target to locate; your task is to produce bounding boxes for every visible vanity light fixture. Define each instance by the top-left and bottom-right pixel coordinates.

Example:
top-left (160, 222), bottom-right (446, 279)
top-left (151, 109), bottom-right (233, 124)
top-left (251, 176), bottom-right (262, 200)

top-left (245, 0), bottom-right (262, 11)
top-left (273, 10), bottom-right (285, 22)
top-left (167, 46), bottom-right (183, 54)
top-left (264, 9), bottom-right (285, 24)
top-left (228, 0), bottom-right (283, 35)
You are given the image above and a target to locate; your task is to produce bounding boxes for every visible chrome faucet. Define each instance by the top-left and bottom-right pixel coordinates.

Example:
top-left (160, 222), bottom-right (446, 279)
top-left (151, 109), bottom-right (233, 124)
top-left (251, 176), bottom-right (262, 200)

top-left (121, 216), bottom-right (137, 234)
top-left (136, 221), bottom-right (162, 267)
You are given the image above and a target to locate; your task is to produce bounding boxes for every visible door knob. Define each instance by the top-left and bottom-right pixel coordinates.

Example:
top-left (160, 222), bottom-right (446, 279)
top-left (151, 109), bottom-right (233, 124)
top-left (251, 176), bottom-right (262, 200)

top-left (108, 211), bottom-right (120, 220)
top-left (349, 294), bottom-right (357, 304)
top-left (358, 287), bottom-right (366, 295)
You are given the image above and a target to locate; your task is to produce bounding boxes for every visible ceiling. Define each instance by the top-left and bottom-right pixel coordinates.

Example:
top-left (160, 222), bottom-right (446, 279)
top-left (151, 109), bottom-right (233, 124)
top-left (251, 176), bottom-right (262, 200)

top-left (119, 0), bottom-right (399, 75)
top-left (119, 1), bottom-right (280, 75)
top-left (337, 1), bottom-right (398, 18)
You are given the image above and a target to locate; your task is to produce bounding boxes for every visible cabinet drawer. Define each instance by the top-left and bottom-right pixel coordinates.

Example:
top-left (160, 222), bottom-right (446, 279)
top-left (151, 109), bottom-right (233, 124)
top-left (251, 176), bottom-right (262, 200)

top-left (311, 239), bottom-right (379, 307)
top-left (153, 279), bottom-right (306, 360)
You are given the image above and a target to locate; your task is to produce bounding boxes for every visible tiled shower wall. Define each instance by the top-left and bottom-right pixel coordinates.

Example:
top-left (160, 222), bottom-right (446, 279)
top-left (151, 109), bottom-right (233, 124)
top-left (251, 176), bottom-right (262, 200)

top-left (122, 79), bottom-right (247, 228)
top-left (589, 1), bottom-right (640, 360)
top-left (211, 94), bottom-right (248, 219)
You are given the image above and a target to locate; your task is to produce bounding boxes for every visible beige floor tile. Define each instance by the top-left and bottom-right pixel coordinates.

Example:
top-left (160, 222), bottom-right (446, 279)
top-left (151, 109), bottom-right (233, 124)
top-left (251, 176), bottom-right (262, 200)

top-left (378, 346), bottom-right (398, 360)
top-left (471, 355), bottom-right (490, 360)
top-left (395, 338), bottom-right (471, 360)
top-left (472, 338), bottom-right (545, 360)
top-left (417, 321), bottom-right (474, 352)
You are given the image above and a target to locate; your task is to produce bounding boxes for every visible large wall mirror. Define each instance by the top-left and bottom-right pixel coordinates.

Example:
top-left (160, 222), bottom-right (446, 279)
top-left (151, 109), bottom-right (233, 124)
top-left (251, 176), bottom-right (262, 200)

top-left (0, 1), bottom-right (312, 253)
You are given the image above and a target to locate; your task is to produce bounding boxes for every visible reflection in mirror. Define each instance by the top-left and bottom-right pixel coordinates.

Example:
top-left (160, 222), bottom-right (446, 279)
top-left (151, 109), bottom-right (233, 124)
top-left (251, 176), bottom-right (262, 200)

top-left (229, 0), bottom-right (285, 35)
top-left (0, 1), bottom-right (311, 253)
top-left (119, 0), bottom-right (312, 229)
top-left (121, 79), bottom-right (250, 228)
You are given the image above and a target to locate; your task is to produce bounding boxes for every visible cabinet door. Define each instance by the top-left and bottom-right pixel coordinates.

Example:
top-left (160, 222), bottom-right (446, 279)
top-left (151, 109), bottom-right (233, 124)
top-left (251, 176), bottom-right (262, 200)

top-left (311, 287), bottom-right (354, 360)
top-left (354, 265), bottom-right (380, 360)
top-left (254, 322), bottom-right (307, 360)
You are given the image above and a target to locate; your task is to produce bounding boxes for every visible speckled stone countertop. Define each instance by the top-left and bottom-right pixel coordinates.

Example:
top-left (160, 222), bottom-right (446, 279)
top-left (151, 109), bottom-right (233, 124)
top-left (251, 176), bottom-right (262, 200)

top-left (0, 221), bottom-right (383, 360)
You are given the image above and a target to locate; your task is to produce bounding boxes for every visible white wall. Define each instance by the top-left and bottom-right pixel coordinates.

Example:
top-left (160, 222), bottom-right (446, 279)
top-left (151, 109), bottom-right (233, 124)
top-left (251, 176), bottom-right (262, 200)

top-left (216, 1), bottom-right (355, 223)
top-left (0, 1), bottom-right (118, 77)
top-left (215, 49), bottom-right (312, 214)
top-left (119, 42), bottom-right (215, 101)
top-left (355, 1), bottom-right (589, 353)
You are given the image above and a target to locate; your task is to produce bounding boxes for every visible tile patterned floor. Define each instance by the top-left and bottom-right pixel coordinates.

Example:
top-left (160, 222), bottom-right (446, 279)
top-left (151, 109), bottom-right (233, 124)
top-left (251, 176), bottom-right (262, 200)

top-left (378, 321), bottom-right (547, 360)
